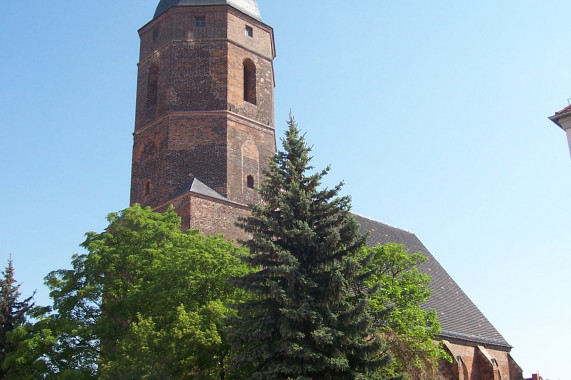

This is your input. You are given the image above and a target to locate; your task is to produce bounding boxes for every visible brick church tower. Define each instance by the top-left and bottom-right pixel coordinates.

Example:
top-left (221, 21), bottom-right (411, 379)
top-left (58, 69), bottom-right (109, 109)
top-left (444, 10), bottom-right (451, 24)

top-left (130, 0), bottom-right (276, 238)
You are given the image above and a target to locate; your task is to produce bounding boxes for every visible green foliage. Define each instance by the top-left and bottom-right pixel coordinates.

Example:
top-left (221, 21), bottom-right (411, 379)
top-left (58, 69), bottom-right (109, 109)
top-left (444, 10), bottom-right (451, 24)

top-left (365, 243), bottom-right (449, 380)
top-left (0, 258), bottom-right (35, 378)
top-left (3, 306), bottom-right (95, 380)
top-left (228, 115), bottom-right (398, 379)
top-left (3, 205), bottom-right (250, 379)
top-left (102, 302), bottom-right (231, 379)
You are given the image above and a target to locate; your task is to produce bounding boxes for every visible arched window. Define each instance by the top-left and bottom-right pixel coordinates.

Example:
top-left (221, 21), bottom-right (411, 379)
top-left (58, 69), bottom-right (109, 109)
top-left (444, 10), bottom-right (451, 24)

top-left (246, 175), bottom-right (255, 189)
top-left (243, 59), bottom-right (256, 104)
top-left (147, 63), bottom-right (159, 108)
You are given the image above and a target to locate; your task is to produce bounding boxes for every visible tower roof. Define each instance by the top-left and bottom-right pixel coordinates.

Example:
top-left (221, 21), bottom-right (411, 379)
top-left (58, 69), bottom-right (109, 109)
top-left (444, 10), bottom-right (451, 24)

top-left (154, 0), bottom-right (262, 21)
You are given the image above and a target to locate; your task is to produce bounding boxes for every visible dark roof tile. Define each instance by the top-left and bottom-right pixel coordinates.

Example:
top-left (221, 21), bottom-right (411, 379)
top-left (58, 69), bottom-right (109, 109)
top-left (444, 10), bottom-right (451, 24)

top-left (354, 214), bottom-right (511, 348)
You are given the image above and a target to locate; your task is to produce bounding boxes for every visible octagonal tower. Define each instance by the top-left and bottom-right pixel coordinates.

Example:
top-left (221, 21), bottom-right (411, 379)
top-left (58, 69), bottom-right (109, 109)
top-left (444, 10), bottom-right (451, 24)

top-left (130, 0), bottom-right (276, 236)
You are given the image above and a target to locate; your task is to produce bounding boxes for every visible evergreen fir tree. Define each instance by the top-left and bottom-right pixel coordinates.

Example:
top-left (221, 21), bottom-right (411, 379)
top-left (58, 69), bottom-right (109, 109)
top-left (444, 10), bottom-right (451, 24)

top-left (228, 115), bottom-right (397, 379)
top-left (0, 258), bottom-right (34, 377)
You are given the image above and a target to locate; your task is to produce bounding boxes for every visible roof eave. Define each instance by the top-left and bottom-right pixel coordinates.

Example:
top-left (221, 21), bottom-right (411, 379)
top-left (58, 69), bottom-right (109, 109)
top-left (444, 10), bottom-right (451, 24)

top-left (549, 112), bottom-right (571, 131)
top-left (140, 3), bottom-right (270, 34)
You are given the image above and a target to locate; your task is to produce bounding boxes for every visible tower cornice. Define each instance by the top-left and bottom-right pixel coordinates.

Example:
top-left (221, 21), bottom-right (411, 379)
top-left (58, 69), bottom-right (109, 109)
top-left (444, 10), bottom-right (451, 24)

top-left (133, 110), bottom-right (275, 137)
top-left (139, 2), bottom-right (271, 34)
top-left (137, 37), bottom-right (275, 66)
top-left (154, 0), bottom-right (262, 22)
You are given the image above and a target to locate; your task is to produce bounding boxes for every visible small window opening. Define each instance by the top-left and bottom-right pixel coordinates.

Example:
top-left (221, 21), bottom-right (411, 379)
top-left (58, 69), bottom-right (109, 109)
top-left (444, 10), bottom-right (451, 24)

top-left (245, 25), bottom-right (253, 38)
top-left (195, 16), bottom-right (206, 27)
top-left (152, 29), bottom-right (159, 41)
top-left (246, 175), bottom-right (254, 189)
top-left (243, 59), bottom-right (256, 104)
top-left (147, 63), bottom-right (159, 108)
top-left (144, 181), bottom-right (151, 196)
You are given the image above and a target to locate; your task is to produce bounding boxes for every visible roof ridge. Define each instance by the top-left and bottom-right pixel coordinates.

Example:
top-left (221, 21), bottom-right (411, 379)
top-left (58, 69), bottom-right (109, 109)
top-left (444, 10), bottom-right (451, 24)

top-left (352, 212), bottom-right (416, 235)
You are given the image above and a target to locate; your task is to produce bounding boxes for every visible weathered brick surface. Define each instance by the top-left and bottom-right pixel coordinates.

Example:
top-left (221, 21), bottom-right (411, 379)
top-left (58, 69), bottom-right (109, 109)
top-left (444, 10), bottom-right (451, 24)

top-left (131, 114), bottom-right (227, 205)
top-left (135, 6), bottom-right (275, 130)
top-left (135, 39), bottom-right (229, 129)
top-left (440, 340), bottom-right (524, 380)
top-left (226, 116), bottom-right (275, 204)
top-left (131, 112), bottom-right (275, 207)
top-left (130, 118), bottom-right (170, 207)
top-left (130, 4), bottom-right (276, 241)
top-left (189, 195), bottom-right (250, 241)
top-left (153, 192), bottom-right (248, 240)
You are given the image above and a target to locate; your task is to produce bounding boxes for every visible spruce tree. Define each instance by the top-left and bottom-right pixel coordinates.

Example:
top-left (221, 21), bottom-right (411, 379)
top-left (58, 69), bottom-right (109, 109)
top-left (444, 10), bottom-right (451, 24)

top-left (228, 115), bottom-right (395, 379)
top-left (0, 258), bottom-right (34, 377)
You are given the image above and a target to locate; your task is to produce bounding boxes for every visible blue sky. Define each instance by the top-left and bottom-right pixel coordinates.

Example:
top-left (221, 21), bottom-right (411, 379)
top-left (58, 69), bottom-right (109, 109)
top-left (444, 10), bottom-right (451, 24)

top-left (1, 1), bottom-right (570, 378)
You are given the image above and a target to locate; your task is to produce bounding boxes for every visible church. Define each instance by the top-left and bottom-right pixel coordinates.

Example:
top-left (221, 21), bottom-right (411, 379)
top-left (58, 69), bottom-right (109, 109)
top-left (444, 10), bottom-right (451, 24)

top-left (130, 1), bottom-right (524, 378)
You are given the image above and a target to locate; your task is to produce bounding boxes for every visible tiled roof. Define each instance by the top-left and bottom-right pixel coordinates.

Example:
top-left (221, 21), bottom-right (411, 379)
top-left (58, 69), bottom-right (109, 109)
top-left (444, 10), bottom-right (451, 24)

top-left (554, 104), bottom-right (571, 116)
top-left (354, 214), bottom-right (511, 348)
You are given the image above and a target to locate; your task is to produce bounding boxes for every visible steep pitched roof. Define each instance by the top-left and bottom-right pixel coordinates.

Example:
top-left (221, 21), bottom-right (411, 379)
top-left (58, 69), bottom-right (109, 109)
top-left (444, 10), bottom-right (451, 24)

top-left (355, 214), bottom-right (511, 348)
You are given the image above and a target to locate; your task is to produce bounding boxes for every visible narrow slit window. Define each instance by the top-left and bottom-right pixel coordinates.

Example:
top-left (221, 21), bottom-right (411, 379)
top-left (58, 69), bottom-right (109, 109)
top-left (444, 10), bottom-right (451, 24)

top-left (243, 59), bottom-right (256, 104)
top-left (247, 175), bottom-right (255, 189)
top-left (144, 180), bottom-right (151, 195)
top-left (147, 63), bottom-right (159, 108)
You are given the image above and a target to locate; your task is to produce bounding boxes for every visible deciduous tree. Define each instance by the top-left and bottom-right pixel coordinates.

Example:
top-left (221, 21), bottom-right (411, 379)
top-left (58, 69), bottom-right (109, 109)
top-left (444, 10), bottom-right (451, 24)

top-left (365, 243), bottom-right (449, 380)
top-left (3, 205), bottom-right (250, 379)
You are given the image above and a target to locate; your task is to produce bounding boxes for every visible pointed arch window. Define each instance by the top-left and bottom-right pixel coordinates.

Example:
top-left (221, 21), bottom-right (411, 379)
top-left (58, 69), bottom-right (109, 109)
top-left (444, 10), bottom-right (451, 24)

top-left (243, 59), bottom-right (256, 105)
top-left (147, 63), bottom-right (159, 108)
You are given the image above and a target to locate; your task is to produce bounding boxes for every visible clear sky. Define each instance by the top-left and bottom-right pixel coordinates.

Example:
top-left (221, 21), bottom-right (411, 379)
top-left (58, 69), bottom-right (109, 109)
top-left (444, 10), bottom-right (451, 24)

top-left (1, 1), bottom-right (570, 379)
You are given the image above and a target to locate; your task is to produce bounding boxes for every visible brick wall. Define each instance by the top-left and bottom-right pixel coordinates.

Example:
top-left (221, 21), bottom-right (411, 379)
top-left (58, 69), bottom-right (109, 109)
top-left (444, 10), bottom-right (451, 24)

top-left (440, 340), bottom-right (524, 380)
top-left (131, 114), bottom-right (228, 206)
top-left (152, 192), bottom-right (249, 242)
top-left (131, 4), bottom-right (276, 210)
top-left (226, 116), bottom-right (275, 204)
top-left (189, 194), bottom-right (250, 241)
